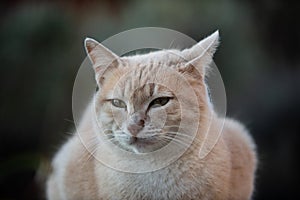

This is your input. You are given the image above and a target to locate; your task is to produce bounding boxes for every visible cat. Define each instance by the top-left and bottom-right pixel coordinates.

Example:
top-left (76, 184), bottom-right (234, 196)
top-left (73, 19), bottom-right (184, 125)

top-left (46, 31), bottom-right (257, 200)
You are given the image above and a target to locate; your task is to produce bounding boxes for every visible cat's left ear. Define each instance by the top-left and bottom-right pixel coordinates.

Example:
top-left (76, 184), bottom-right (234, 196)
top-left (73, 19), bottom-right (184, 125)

top-left (84, 38), bottom-right (120, 74)
top-left (181, 30), bottom-right (219, 77)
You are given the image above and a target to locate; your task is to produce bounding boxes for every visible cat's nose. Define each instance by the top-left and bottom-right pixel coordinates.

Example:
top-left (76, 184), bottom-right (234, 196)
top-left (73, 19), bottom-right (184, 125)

top-left (130, 112), bottom-right (146, 126)
top-left (127, 112), bottom-right (146, 136)
top-left (136, 118), bottom-right (145, 126)
top-left (127, 123), bottom-right (143, 137)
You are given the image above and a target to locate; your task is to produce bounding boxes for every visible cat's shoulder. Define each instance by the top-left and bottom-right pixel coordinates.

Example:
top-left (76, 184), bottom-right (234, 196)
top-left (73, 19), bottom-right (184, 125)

top-left (222, 118), bottom-right (256, 152)
top-left (221, 117), bottom-right (257, 174)
top-left (51, 135), bottom-right (81, 170)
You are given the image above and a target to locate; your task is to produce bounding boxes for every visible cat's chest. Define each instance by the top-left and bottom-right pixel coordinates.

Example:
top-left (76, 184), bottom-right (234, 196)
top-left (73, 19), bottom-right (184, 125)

top-left (95, 160), bottom-right (206, 199)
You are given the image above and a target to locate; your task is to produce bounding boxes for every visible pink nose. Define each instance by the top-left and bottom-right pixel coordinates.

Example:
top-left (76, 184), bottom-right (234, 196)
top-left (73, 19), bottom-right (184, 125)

top-left (127, 123), bottom-right (143, 137)
top-left (127, 113), bottom-right (146, 136)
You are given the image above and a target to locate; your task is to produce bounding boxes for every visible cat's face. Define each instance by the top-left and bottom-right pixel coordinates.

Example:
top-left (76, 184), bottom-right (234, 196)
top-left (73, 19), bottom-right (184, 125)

top-left (85, 31), bottom-right (219, 153)
top-left (95, 58), bottom-right (186, 153)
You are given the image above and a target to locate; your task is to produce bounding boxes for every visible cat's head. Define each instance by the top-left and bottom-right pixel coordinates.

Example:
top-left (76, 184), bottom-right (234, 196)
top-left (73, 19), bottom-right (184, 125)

top-left (85, 31), bottom-right (219, 153)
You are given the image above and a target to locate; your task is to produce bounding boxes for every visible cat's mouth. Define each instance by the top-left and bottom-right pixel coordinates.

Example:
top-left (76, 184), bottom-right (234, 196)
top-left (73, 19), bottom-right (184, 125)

top-left (110, 131), bottom-right (175, 153)
top-left (127, 136), bottom-right (155, 145)
top-left (112, 133), bottom-right (166, 153)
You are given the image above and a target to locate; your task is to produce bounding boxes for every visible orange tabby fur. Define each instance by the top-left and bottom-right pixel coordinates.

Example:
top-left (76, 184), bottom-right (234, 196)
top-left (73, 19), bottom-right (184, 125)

top-left (47, 31), bottom-right (257, 200)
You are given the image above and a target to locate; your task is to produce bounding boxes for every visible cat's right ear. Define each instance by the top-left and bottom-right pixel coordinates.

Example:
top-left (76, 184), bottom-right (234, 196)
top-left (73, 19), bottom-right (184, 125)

top-left (84, 38), bottom-right (120, 75)
top-left (181, 30), bottom-right (219, 78)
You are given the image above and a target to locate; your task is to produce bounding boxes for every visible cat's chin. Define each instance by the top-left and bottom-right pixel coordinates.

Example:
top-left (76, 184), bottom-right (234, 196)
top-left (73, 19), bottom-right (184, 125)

top-left (117, 137), bottom-right (169, 154)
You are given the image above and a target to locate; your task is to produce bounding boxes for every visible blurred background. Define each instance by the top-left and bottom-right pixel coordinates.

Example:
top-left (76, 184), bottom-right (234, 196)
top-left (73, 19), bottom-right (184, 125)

top-left (0, 0), bottom-right (299, 199)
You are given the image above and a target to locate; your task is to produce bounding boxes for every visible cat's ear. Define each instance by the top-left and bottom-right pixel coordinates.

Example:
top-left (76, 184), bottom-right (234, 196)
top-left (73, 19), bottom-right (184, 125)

top-left (84, 38), bottom-right (120, 74)
top-left (181, 30), bottom-right (219, 77)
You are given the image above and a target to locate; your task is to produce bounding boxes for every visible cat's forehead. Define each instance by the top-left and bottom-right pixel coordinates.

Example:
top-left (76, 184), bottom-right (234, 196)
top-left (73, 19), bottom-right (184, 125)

top-left (112, 67), bottom-right (174, 98)
top-left (124, 49), bottom-right (187, 66)
top-left (102, 49), bottom-right (189, 100)
top-left (117, 50), bottom-right (187, 85)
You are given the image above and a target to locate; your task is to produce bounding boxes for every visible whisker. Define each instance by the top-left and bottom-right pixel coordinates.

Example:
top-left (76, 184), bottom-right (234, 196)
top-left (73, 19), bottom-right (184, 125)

top-left (64, 118), bottom-right (75, 124)
top-left (163, 125), bottom-right (180, 128)
top-left (167, 131), bottom-right (204, 145)
top-left (78, 137), bottom-right (99, 164)
top-left (158, 135), bottom-right (191, 148)
top-left (64, 131), bottom-right (74, 136)
top-left (86, 146), bottom-right (99, 162)
top-left (84, 137), bottom-right (99, 148)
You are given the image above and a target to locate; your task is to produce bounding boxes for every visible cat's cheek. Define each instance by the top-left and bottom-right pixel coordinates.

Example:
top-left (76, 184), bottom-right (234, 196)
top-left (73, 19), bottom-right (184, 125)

top-left (109, 108), bottom-right (127, 128)
top-left (148, 108), bottom-right (167, 129)
top-left (95, 108), bottom-right (112, 127)
top-left (165, 106), bottom-right (181, 122)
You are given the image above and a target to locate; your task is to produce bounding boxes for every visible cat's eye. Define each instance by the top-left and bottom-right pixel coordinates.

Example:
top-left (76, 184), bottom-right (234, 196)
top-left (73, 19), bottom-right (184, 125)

top-left (111, 99), bottom-right (126, 108)
top-left (149, 97), bottom-right (171, 108)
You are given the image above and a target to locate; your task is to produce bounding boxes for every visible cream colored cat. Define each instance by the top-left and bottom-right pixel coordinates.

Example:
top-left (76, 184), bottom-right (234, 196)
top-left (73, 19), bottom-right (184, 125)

top-left (47, 31), bottom-right (257, 200)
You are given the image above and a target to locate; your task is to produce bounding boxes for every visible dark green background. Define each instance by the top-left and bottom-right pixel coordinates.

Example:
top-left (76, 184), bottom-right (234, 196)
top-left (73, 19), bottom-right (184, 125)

top-left (0, 0), bottom-right (299, 199)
